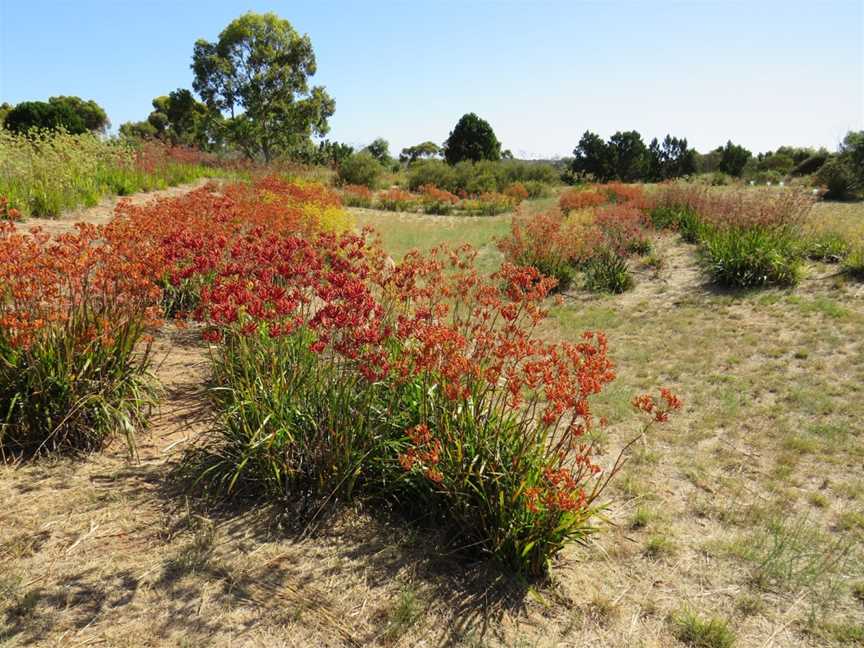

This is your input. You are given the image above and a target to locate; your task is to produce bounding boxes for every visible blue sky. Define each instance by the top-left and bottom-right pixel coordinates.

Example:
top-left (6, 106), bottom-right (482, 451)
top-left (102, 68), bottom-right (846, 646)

top-left (1, 0), bottom-right (861, 158)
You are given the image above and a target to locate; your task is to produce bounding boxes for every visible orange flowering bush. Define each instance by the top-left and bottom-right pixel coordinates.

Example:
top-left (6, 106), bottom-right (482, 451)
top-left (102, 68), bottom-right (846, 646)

top-left (341, 183), bottom-right (374, 208)
top-left (498, 206), bottom-right (603, 290)
top-left (595, 203), bottom-right (652, 254)
top-left (504, 181), bottom-right (529, 203)
top-left (377, 188), bottom-right (418, 212)
top-left (0, 222), bottom-right (161, 457)
top-left (0, 196), bottom-right (21, 221)
top-left (559, 188), bottom-right (606, 213)
top-left (419, 184), bottom-right (460, 215)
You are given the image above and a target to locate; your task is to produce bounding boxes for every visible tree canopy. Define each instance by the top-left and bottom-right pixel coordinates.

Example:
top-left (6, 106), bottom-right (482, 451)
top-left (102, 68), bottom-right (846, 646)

top-left (443, 113), bottom-right (501, 165)
top-left (3, 96), bottom-right (109, 135)
top-left (400, 141), bottom-right (442, 164)
top-left (191, 12), bottom-right (335, 162)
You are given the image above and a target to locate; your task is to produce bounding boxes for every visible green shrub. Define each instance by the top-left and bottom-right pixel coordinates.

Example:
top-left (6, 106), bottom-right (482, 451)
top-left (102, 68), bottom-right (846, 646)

top-left (804, 231), bottom-right (850, 262)
top-left (336, 152), bottom-right (383, 188)
top-left (816, 157), bottom-right (857, 200)
top-left (523, 180), bottom-right (551, 198)
top-left (407, 159), bottom-right (558, 195)
top-left (186, 327), bottom-right (399, 499)
top-left (583, 249), bottom-right (633, 293)
top-left (699, 226), bottom-right (804, 287)
top-left (406, 160), bottom-right (458, 192)
top-left (842, 245), bottom-right (864, 280)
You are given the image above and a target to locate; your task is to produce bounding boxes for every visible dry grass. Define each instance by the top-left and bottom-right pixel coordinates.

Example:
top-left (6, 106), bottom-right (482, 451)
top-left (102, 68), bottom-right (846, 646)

top-left (1, 196), bottom-right (863, 646)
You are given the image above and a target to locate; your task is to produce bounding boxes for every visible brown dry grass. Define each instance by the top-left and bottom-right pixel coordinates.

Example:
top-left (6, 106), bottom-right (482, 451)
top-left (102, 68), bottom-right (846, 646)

top-left (2, 196), bottom-right (863, 647)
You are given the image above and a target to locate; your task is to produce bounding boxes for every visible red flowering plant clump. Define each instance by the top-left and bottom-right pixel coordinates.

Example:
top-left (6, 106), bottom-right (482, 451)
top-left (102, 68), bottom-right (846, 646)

top-left (498, 206), bottom-right (604, 291)
top-left (559, 188), bottom-right (606, 214)
top-left (0, 196), bottom-right (21, 221)
top-left (594, 203), bottom-right (653, 255)
top-left (0, 221), bottom-right (162, 457)
top-left (378, 246), bottom-right (682, 574)
top-left (341, 183), bottom-right (374, 208)
top-left (419, 184), bottom-right (460, 215)
top-left (377, 188), bottom-right (418, 212)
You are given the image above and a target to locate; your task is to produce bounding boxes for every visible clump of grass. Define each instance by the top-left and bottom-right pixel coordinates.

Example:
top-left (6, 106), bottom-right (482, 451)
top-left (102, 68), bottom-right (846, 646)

top-left (670, 608), bottom-right (735, 648)
top-left (842, 245), bottom-right (864, 280)
top-left (630, 506), bottom-right (653, 530)
top-left (583, 248), bottom-right (633, 293)
top-left (644, 533), bottom-right (675, 557)
top-left (804, 230), bottom-right (850, 262)
top-left (699, 225), bottom-right (804, 288)
top-left (383, 588), bottom-right (423, 641)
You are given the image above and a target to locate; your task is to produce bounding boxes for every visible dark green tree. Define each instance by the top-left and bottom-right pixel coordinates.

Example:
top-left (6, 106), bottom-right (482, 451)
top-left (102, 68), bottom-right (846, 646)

top-left (4, 96), bottom-right (108, 134)
top-left (443, 113), bottom-right (501, 165)
top-left (608, 130), bottom-right (649, 182)
top-left (570, 131), bottom-right (613, 181)
top-left (192, 12), bottom-right (335, 161)
top-left (648, 135), bottom-right (696, 181)
top-left (717, 140), bottom-right (752, 177)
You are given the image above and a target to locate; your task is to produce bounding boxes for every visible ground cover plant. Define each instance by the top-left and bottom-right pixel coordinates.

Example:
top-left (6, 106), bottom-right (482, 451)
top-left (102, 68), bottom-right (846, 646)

top-left (341, 182), bottom-right (524, 216)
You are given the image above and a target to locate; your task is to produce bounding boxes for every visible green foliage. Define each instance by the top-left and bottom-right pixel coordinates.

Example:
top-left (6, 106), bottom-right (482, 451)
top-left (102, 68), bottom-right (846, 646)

top-left (804, 230), bottom-right (850, 262)
top-left (443, 113), bottom-right (501, 164)
top-left (608, 130), bottom-right (649, 182)
top-left (816, 156), bottom-right (858, 200)
top-left (0, 313), bottom-right (156, 458)
top-left (363, 137), bottom-right (392, 165)
top-left (406, 159), bottom-right (557, 194)
top-left (0, 129), bottom-right (223, 218)
top-left (583, 249), bottom-right (633, 293)
top-left (400, 141), bottom-right (441, 164)
top-left (192, 12), bottom-right (335, 162)
top-left (4, 96), bottom-right (109, 135)
top-left (671, 609), bottom-right (735, 648)
top-left (184, 328), bottom-right (397, 499)
top-left (840, 130), bottom-right (864, 184)
top-left (571, 130), bottom-right (613, 181)
top-left (336, 152), bottom-right (383, 188)
top-left (842, 245), bottom-right (864, 280)
top-left (790, 152), bottom-right (828, 176)
top-left (717, 140), bottom-right (752, 177)
top-left (127, 88), bottom-right (222, 150)
top-left (648, 134), bottom-right (696, 181)
top-left (699, 226), bottom-right (803, 287)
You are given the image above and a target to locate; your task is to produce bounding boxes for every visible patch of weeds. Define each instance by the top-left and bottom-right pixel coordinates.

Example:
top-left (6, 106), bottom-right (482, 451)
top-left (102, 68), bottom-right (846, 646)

top-left (734, 593), bottom-right (764, 617)
top-left (837, 511), bottom-right (864, 533)
top-left (808, 492), bottom-right (829, 509)
top-left (804, 620), bottom-right (864, 645)
top-left (383, 587), bottom-right (423, 642)
top-left (162, 517), bottom-right (216, 582)
top-left (852, 581), bottom-right (864, 604)
top-left (670, 608), bottom-right (735, 648)
top-left (630, 506), bottom-right (653, 530)
top-left (644, 534), bottom-right (675, 558)
top-left (781, 435), bottom-right (819, 455)
top-left (727, 514), bottom-right (855, 608)
top-left (583, 593), bottom-right (618, 628)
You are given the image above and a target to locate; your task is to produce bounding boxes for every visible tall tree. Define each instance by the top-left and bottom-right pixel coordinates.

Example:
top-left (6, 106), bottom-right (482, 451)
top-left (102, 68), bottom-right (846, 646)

top-left (570, 131), bottom-right (613, 182)
top-left (192, 12), bottom-right (335, 162)
top-left (363, 137), bottom-right (392, 164)
top-left (608, 130), bottom-right (648, 182)
top-left (648, 135), bottom-right (696, 181)
top-left (443, 113), bottom-right (501, 165)
top-left (717, 140), bottom-right (752, 177)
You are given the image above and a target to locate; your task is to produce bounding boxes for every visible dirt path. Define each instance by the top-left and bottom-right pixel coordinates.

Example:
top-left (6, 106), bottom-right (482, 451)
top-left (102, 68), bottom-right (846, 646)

top-left (13, 179), bottom-right (213, 235)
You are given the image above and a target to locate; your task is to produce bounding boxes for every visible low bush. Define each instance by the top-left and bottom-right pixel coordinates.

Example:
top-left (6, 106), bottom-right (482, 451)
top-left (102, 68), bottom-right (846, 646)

top-left (559, 188), bottom-right (605, 213)
top-left (341, 184), bottom-right (374, 208)
top-left (595, 204), bottom-right (651, 255)
top-left (583, 248), bottom-right (634, 293)
top-left (419, 184), bottom-right (459, 215)
top-left (842, 245), bottom-right (864, 280)
top-left (407, 159), bottom-right (558, 195)
top-left (0, 223), bottom-right (160, 457)
top-left (816, 157), bottom-right (857, 200)
top-left (804, 230), bottom-right (850, 262)
top-left (699, 225), bottom-right (804, 287)
top-left (337, 152), bottom-right (383, 188)
top-left (378, 188), bottom-right (417, 211)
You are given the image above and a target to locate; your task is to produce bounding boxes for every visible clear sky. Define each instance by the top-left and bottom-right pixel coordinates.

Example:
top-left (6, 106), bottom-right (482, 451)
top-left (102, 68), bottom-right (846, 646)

top-left (1, 0), bottom-right (862, 158)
